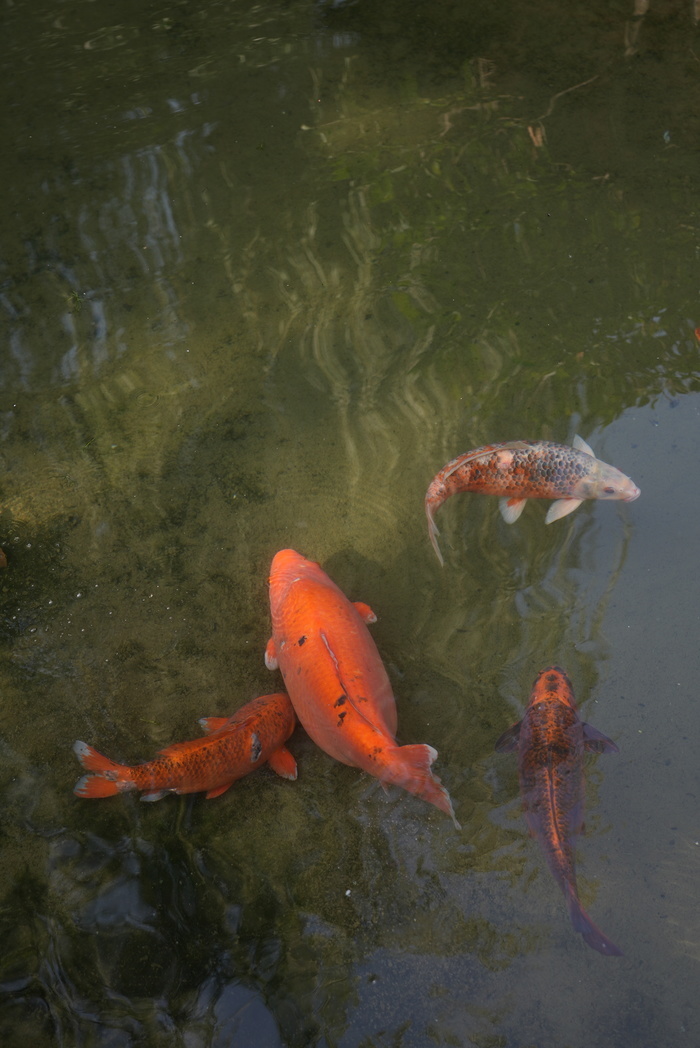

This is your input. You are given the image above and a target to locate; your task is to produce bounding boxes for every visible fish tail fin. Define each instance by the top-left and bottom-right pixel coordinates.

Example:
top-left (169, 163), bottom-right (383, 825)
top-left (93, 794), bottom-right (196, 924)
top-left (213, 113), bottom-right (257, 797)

top-left (566, 887), bottom-right (623, 957)
top-left (425, 499), bottom-right (445, 567)
top-left (393, 743), bottom-right (459, 827)
top-left (72, 740), bottom-right (132, 798)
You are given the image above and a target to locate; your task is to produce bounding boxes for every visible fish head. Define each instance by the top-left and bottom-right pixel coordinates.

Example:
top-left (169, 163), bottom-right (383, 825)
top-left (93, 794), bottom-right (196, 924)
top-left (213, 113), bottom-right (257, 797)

top-left (571, 458), bottom-right (640, 502)
top-left (269, 548), bottom-right (306, 578)
top-left (529, 666), bottom-right (578, 711)
top-left (268, 548), bottom-right (325, 610)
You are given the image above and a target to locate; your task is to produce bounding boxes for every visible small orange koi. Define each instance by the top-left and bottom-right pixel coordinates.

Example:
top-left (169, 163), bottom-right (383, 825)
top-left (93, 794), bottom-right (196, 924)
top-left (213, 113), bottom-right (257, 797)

top-left (73, 692), bottom-right (297, 801)
top-left (495, 667), bottom-right (621, 956)
top-left (425, 436), bottom-right (640, 564)
top-left (265, 549), bottom-right (457, 824)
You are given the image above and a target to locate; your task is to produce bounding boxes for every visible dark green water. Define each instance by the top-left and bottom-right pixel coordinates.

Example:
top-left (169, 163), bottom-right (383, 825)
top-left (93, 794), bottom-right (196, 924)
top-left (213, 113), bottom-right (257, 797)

top-left (1, 1), bottom-right (699, 1045)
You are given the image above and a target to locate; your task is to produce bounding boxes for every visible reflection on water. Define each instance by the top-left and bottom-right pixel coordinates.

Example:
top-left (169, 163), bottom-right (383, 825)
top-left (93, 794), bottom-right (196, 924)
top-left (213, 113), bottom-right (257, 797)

top-left (1, 0), bottom-right (700, 1044)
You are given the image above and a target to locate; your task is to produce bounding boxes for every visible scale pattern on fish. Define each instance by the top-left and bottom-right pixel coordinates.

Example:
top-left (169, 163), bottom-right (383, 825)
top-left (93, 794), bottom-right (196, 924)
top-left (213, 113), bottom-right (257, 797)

top-left (425, 436), bottom-right (640, 564)
top-left (73, 692), bottom-right (297, 801)
top-left (495, 666), bottom-right (622, 956)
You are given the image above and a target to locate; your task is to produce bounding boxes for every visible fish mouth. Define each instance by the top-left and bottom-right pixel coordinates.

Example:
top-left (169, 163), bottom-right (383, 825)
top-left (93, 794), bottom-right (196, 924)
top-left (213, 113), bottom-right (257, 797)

top-left (624, 486), bottom-right (641, 502)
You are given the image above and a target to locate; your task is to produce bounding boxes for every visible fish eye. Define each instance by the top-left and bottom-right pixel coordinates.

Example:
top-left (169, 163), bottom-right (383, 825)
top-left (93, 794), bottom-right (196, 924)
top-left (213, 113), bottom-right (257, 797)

top-left (603, 486), bottom-right (616, 495)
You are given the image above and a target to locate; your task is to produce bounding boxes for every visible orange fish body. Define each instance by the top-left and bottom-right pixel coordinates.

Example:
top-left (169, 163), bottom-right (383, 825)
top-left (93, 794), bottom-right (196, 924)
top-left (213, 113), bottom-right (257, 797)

top-left (265, 548), bottom-right (456, 823)
top-left (425, 436), bottom-right (640, 564)
top-left (73, 692), bottom-right (297, 801)
top-left (495, 667), bottom-right (621, 956)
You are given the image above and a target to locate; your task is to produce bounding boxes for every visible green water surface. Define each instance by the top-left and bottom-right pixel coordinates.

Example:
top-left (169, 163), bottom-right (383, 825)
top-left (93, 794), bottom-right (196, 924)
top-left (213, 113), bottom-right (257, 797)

top-left (1, 1), bottom-right (699, 1045)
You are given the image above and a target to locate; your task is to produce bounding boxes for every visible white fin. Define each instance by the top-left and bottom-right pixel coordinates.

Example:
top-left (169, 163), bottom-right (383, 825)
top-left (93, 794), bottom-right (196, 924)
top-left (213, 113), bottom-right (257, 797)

top-left (572, 434), bottom-right (595, 457)
top-left (140, 791), bottom-right (168, 802)
top-left (427, 513), bottom-right (444, 567)
top-left (545, 498), bottom-right (583, 524)
top-left (499, 497), bottom-right (527, 524)
top-left (425, 745), bottom-right (438, 764)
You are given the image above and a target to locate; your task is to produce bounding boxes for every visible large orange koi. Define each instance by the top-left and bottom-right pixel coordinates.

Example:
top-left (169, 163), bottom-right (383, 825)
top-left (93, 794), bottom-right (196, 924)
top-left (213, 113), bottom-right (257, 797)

top-left (265, 548), bottom-right (457, 823)
top-left (495, 666), bottom-right (621, 956)
top-left (425, 436), bottom-right (640, 564)
top-left (73, 692), bottom-right (297, 800)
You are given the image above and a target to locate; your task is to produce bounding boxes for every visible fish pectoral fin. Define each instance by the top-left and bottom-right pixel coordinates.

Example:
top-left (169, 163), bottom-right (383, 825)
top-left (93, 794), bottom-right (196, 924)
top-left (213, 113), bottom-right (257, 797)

top-left (545, 497), bottom-right (583, 524)
top-left (205, 782), bottom-right (234, 799)
top-left (572, 434), bottom-right (595, 457)
top-left (199, 716), bottom-right (230, 734)
top-left (499, 497), bottom-right (527, 524)
top-left (494, 722), bottom-right (521, 752)
top-left (583, 723), bottom-right (619, 754)
top-left (140, 790), bottom-right (169, 802)
top-left (353, 601), bottom-right (377, 624)
top-left (264, 638), bottom-right (279, 671)
top-left (267, 745), bottom-right (298, 780)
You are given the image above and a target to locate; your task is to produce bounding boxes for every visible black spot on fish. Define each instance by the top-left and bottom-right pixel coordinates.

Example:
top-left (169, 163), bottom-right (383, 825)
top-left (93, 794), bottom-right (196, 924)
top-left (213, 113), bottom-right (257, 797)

top-left (298, 635), bottom-right (307, 646)
top-left (546, 673), bottom-right (559, 688)
top-left (337, 711), bottom-right (347, 727)
top-left (250, 732), bottom-right (262, 763)
top-left (334, 695), bottom-right (347, 707)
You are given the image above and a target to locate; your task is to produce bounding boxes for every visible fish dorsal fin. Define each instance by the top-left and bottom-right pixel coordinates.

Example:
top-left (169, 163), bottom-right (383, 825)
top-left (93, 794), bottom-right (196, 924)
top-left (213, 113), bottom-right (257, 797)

top-left (573, 434), bottom-right (595, 457)
top-left (494, 721), bottom-right (521, 753)
top-left (441, 441), bottom-right (532, 483)
top-left (199, 716), bottom-right (230, 734)
top-left (583, 723), bottom-right (619, 754)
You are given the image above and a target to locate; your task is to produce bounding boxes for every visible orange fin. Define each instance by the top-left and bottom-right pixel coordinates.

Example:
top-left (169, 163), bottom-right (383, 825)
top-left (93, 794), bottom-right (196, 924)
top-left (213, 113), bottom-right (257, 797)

top-left (73, 740), bottom-right (124, 775)
top-left (353, 601), bottom-right (377, 624)
top-left (205, 781), bottom-right (234, 799)
top-left (73, 740), bottom-right (133, 798)
top-left (74, 773), bottom-right (123, 798)
top-left (264, 638), bottom-right (279, 670)
top-left (395, 743), bottom-right (460, 828)
top-left (199, 716), bottom-right (231, 734)
top-left (267, 745), bottom-right (297, 780)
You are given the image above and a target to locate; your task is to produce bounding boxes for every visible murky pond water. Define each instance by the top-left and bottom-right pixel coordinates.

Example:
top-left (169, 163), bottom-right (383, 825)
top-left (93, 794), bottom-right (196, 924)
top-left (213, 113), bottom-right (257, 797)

top-left (1, 1), bottom-right (699, 1045)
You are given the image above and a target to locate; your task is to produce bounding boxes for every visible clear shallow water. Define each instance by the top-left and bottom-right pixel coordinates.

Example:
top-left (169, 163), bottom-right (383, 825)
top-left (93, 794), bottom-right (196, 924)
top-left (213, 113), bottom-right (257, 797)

top-left (1, 1), bottom-right (699, 1045)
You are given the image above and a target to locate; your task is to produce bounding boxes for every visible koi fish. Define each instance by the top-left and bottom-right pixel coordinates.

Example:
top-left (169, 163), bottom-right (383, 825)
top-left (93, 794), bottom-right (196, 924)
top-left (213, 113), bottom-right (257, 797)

top-left (264, 548), bottom-right (457, 824)
top-left (73, 692), bottom-right (297, 801)
top-left (495, 667), bottom-right (621, 956)
top-left (425, 436), bottom-right (640, 564)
